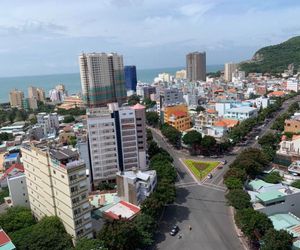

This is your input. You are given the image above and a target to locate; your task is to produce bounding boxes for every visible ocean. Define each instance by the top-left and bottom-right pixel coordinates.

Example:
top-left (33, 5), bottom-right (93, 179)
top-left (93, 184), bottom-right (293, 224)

top-left (0, 65), bottom-right (223, 103)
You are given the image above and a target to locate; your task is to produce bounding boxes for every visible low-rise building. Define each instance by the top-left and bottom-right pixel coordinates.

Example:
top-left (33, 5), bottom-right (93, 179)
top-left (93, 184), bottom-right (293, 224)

top-left (285, 116), bottom-right (300, 134)
top-left (3, 153), bottom-right (21, 170)
top-left (194, 110), bottom-right (218, 132)
top-left (116, 170), bottom-right (157, 205)
top-left (224, 106), bottom-right (258, 121)
top-left (163, 104), bottom-right (191, 131)
top-left (0, 229), bottom-right (16, 250)
top-left (5, 172), bottom-right (29, 208)
top-left (102, 200), bottom-right (140, 220)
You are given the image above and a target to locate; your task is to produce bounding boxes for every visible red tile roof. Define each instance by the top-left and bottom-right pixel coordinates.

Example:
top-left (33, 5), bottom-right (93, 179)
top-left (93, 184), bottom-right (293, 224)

top-left (0, 163), bottom-right (24, 181)
top-left (0, 230), bottom-right (11, 246)
top-left (171, 111), bottom-right (187, 117)
top-left (131, 103), bottom-right (145, 110)
top-left (120, 200), bottom-right (140, 213)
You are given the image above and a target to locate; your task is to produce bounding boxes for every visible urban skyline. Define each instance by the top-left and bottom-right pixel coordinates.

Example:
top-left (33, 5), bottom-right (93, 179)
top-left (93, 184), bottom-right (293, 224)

top-left (0, 0), bottom-right (299, 76)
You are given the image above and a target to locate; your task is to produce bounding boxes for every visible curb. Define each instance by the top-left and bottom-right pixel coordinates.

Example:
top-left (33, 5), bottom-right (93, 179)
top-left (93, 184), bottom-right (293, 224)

top-left (229, 206), bottom-right (249, 250)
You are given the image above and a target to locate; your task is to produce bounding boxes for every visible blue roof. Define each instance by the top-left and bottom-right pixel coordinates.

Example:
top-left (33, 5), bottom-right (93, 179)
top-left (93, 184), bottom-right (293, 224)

top-left (4, 153), bottom-right (19, 160)
top-left (0, 241), bottom-right (16, 250)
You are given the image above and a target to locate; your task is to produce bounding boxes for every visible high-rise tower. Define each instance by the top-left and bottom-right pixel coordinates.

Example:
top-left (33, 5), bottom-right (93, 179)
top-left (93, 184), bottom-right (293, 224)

top-left (186, 52), bottom-right (206, 82)
top-left (79, 52), bottom-right (127, 108)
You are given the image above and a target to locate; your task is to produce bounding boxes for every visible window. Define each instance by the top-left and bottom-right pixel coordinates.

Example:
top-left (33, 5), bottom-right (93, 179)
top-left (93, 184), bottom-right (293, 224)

top-left (61, 175), bottom-right (65, 179)
top-left (53, 170), bottom-right (56, 174)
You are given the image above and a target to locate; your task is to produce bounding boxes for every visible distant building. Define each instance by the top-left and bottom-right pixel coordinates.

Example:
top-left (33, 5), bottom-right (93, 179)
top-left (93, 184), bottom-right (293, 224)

top-left (21, 142), bottom-right (93, 240)
top-left (79, 52), bottom-right (127, 108)
top-left (175, 69), bottom-right (187, 79)
top-left (22, 97), bottom-right (38, 111)
top-left (224, 63), bottom-right (238, 82)
top-left (9, 89), bottom-right (24, 109)
top-left (159, 88), bottom-right (184, 107)
top-left (3, 153), bottom-right (21, 170)
top-left (286, 78), bottom-right (299, 92)
top-left (0, 163), bottom-right (24, 188)
top-left (59, 95), bottom-right (84, 110)
top-left (28, 86), bottom-right (45, 103)
top-left (136, 84), bottom-right (156, 99)
top-left (124, 66), bottom-right (137, 92)
top-left (163, 104), bottom-right (191, 131)
top-left (116, 170), bottom-right (157, 205)
top-left (186, 51), bottom-right (206, 82)
top-left (36, 112), bottom-right (59, 136)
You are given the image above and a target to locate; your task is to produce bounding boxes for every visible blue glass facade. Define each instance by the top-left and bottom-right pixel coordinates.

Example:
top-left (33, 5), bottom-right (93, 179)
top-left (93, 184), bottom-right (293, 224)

top-left (124, 65), bottom-right (137, 92)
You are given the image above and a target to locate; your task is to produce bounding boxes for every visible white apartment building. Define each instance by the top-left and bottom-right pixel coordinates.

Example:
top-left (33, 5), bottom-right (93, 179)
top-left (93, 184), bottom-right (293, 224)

top-left (5, 173), bottom-right (29, 208)
top-left (286, 78), bottom-right (299, 92)
top-left (87, 103), bottom-right (147, 185)
top-left (224, 106), bottom-right (258, 121)
top-left (36, 112), bottom-right (59, 135)
top-left (116, 170), bottom-right (157, 205)
top-left (21, 142), bottom-right (92, 240)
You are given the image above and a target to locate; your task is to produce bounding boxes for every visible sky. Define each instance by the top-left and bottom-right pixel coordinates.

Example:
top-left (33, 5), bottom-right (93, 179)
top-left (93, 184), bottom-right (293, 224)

top-left (0, 0), bottom-right (300, 77)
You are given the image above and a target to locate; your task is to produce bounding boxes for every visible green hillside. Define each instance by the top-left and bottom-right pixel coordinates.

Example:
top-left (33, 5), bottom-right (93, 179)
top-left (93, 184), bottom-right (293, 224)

top-left (239, 36), bottom-right (300, 74)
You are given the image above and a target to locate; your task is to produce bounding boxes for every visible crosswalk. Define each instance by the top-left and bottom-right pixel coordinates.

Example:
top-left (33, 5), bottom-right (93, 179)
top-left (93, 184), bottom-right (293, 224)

top-left (175, 180), bottom-right (227, 192)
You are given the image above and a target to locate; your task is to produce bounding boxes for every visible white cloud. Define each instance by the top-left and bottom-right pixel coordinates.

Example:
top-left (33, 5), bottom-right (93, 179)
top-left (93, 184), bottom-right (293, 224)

top-left (179, 2), bottom-right (215, 17)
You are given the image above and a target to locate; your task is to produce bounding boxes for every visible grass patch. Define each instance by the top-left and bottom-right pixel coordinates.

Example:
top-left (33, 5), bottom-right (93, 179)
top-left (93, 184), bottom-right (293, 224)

top-left (184, 160), bottom-right (220, 180)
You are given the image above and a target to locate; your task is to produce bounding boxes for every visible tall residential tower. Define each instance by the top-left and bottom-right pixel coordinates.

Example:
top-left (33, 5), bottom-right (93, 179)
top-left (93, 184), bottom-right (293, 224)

top-left (186, 52), bottom-right (206, 82)
top-left (224, 62), bottom-right (238, 82)
top-left (79, 52), bottom-right (127, 108)
top-left (124, 65), bottom-right (137, 92)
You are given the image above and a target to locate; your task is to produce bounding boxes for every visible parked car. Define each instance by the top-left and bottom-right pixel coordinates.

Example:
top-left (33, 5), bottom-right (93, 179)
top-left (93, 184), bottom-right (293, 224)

top-left (170, 225), bottom-right (179, 236)
top-left (207, 173), bottom-right (213, 179)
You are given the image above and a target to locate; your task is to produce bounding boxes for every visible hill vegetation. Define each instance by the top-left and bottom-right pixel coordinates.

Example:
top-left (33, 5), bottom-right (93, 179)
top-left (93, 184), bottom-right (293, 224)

top-left (239, 36), bottom-right (300, 74)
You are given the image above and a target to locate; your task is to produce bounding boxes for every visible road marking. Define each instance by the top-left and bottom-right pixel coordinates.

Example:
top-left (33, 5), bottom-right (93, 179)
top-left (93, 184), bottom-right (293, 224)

top-left (201, 182), bottom-right (227, 192)
top-left (176, 181), bottom-right (198, 187)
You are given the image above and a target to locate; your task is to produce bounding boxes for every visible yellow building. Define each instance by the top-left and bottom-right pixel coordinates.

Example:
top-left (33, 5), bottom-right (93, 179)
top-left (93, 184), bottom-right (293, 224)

top-left (164, 104), bottom-right (191, 131)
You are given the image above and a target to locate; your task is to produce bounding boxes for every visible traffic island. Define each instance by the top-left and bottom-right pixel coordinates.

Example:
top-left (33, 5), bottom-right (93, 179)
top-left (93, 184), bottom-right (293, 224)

top-left (183, 159), bottom-right (220, 180)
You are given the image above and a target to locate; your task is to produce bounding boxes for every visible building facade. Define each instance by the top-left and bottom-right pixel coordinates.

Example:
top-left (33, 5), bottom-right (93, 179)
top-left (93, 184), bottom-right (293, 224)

top-left (116, 170), bottom-right (157, 205)
top-left (163, 104), bottom-right (191, 131)
top-left (124, 65), bottom-right (137, 92)
top-left (224, 62), bottom-right (238, 82)
top-left (87, 103), bottom-right (147, 185)
top-left (186, 51), bottom-right (206, 82)
top-left (28, 86), bottom-right (45, 103)
top-left (21, 143), bottom-right (93, 240)
top-left (79, 52), bottom-right (127, 108)
top-left (9, 89), bottom-right (24, 109)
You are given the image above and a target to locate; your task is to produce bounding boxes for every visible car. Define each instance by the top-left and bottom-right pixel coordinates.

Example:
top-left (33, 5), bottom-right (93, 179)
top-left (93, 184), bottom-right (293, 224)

top-left (210, 155), bottom-right (218, 158)
top-left (170, 225), bottom-right (179, 236)
top-left (221, 160), bottom-right (227, 165)
top-left (207, 173), bottom-right (213, 179)
top-left (217, 165), bottom-right (223, 169)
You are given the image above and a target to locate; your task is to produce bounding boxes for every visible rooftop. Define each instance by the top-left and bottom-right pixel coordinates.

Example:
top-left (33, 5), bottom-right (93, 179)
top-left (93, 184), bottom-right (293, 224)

top-left (103, 200), bottom-right (140, 220)
top-left (256, 190), bottom-right (285, 203)
top-left (0, 229), bottom-right (15, 250)
top-left (49, 148), bottom-right (78, 161)
top-left (269, 213), bottom-right (300, 237)
top-left (226, 106), bottom-right (257, 113)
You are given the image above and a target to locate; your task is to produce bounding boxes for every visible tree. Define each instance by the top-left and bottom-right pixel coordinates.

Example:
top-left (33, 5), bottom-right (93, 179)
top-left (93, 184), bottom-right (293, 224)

top-left (263, 171), bottom-right (283, 184)
top-left (161, 124), bottom-right (181, 148)
top-left (128, 94), bottom-right (140, 106)
top-left (63, 115), bottom-right (75, 123)
top-left (224, 177), bottom-right (243, 190)
top-left (235, 208), bottom-right (273, 240)
top-left (143, 98), bottom-right (156, 109)
top-left (0, 187), bottom-right (9, 204)
top-left (97, 182), bottom-right (116, 191)
top-left (182, 130), bottom-right (202, 147)
top-left (258, 133), bottom-right (278, 146)
top-left (147, 140), bottom-right (160, 159)
top-left (0, 132), bottom-right (13, 142)
top-left (196, 105), bottom-right (205, 112)
top-left (134, 213), bottom-right (156, 247)
top-left (291, 180), bottom-right (300, 189)
top-left (226, 189), bottom-right (251, 210)
top-left (201, 135), bottom-right (216, 149)
top-left (224, 168), bottom-right (247, 183)
top-left (74, 238), bottom-right (107, 250)
top-left (146, 129), bottom-right (153, 142)
top-left (261, 229), bottom-right (293, 250)
top-left (153, 179), bottom-right (176, 204)
top-left (146, 112), bottom-right (159, 127)
top-left (68, 136), bottom-right (77, 147)
top-left (141, 194), bottom-right (164, 218)
top-left (11, 216), bottom-right (73, 250)
top-left (97, 220), bottom-right (140, 250)
top-left (0, 206), bottom-right (36, 233)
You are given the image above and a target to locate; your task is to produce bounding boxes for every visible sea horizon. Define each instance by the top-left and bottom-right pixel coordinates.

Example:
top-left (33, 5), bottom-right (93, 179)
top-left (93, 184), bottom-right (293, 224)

top-left (0, 65), bottom-right (223, 103)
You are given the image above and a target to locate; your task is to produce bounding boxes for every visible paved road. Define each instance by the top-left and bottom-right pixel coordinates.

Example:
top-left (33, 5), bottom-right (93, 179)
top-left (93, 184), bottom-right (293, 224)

top-left (152, 94), bottom-right (300, 250)
top-left (151, 129), bottom-right (242, 250)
